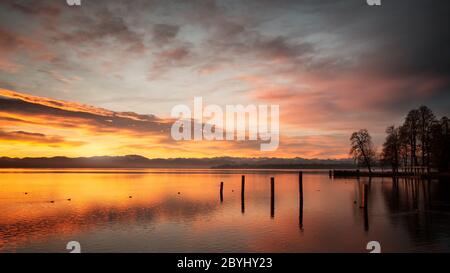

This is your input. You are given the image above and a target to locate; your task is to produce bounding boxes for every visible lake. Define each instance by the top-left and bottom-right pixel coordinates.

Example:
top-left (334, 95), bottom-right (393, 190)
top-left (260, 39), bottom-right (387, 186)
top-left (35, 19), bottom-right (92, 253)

top-left (0, 169), bottom-right (449, 253)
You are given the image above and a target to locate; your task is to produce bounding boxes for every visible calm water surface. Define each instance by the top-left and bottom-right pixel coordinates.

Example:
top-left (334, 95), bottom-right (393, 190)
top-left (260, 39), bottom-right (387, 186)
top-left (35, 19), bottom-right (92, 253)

top-left (0, 169), bottom-right (450, 253)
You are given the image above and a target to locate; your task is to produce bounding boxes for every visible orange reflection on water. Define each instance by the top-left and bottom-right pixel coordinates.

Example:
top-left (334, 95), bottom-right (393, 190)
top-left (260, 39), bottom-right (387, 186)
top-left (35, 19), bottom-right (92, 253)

top-left (1, 170), bottom-right (450, 252)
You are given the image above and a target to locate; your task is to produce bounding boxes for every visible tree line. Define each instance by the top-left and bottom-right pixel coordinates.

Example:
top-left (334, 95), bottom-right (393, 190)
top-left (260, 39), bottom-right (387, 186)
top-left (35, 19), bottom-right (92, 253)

top-left (349, 106), bottom-right (450, 174)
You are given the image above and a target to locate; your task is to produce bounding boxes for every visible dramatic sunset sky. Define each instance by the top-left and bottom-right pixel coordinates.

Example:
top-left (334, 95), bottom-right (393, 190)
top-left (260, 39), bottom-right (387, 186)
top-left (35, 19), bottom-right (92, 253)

top-left (0, 0), bottom-right (449, 159)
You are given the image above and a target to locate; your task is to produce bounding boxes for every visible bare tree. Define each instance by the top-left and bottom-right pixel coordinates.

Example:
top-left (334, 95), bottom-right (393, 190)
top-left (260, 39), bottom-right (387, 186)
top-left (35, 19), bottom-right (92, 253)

top-left (430, 117), bottom-right (450, 172)
top-left (350, 129), bottom-right (376, 174)
top-left (382, 106), bottom-right (449, 174)
top-left (398, 125), bottom-right (409, 172)
top-left (418, 106), bottom-right (436, 173)
top-left (404, 109), bottom-right (420, 172)
top-left (382, 126), bottom-right (400, 174)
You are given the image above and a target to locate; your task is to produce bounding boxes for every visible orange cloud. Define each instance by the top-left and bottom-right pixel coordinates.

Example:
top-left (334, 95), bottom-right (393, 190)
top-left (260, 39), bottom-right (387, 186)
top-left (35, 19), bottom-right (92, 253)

top-left (0, 130), bottom-right (85, 147)
top-left (0, 88), bottom-right (352, 158)
top-left (238, 69), bottom-right (450, 139)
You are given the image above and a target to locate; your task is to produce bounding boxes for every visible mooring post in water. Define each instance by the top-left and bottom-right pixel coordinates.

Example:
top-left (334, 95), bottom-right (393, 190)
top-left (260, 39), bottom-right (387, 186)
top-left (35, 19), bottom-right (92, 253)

top-left (220, 181), bottom-right (224, 202)
top-left (241, 175), bottom-right (245, 213)
top-left (363, 183), bottom-right (369, 231)
top-left (329, 170), bottom-right (332, 178)
top-left (299, 171), bottom-right (304, 203)
top-left (270, 177), bottom-right (275, 218)
top-left (299, 171), bottom-right (304, 229)
top-left (363, 183), bottom-right (368, 208)
top-left (241, 175), bottom-right (245, 199)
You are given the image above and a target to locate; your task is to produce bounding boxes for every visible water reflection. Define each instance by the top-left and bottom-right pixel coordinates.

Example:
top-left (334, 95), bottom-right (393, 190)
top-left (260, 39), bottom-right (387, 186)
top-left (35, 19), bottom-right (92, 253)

top-left (270, 177), bottom-right (275, 218)
top-left (382, 177), bottom-right (448, 212)
top-left (364, 180), bottom-right (369, 232)
top-left (0, 198), bottom-right (218, 251)
top-left (220, 182), bottom-right (224, 203)
top-left (378, 176), bottom-right (450, 249)
top-left (299, 172), bottom-right (304, 231)
top-left (0, 170), bottom-right (449, 252)
top-left (241, 175), bottom-right (245, 214)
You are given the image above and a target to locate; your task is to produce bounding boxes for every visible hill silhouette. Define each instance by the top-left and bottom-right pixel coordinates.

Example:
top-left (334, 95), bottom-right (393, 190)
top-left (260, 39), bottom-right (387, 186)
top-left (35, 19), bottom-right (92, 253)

top-left (0, 155), bottom-right (355, 169)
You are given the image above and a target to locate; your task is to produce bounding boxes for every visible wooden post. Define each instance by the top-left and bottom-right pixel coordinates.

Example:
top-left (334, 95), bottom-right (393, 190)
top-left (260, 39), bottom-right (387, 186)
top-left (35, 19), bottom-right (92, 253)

top-left (329, 170), bottom-right (332, 178)
top-left (241, 175), bottom-right (245, 213)
top-left (363, 183), bottom-right (368, 208)
top-left (241, 175), bottom-right (245, 199)
top-left (220, 182), bottom-right (224, 203)
top-left (299, 172), bottom-right (303, 203)
top-left (270, 177), bottom-right (275, 218)
top-left (299, 171), bottom-right (304, 229)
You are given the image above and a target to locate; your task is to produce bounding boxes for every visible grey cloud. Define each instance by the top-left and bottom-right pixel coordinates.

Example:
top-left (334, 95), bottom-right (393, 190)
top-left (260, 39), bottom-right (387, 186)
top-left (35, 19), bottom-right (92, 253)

top-left (0, 97), bottom-right (172, 135)
top-left (252, 36), bottom-right (314, 62)
top-left (152, 24), bottom-right (180, 45)
top-left (1, 0), bottom-right (449, 119)
top-left (1, 0), bottom-right (61, 16)
top-left (149, 45), bottom-right (192, 78)
top-left (55, 10), bottom-right (147, 54)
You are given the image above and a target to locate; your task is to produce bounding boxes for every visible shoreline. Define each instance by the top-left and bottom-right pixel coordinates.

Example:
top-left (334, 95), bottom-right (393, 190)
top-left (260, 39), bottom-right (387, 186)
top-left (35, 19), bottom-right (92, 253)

top-left (333, 170), bottom-right (450, 179)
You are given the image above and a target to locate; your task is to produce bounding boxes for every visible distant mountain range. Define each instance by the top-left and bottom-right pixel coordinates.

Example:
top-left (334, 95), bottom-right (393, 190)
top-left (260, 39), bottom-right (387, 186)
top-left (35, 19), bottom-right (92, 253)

top-left (0, 155), bottom-right (355, 169)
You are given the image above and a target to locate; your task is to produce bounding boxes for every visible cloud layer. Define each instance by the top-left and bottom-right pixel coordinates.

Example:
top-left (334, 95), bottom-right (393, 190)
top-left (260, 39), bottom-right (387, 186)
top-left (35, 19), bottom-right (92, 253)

top-left (0, 0), bottom-right (449, 158)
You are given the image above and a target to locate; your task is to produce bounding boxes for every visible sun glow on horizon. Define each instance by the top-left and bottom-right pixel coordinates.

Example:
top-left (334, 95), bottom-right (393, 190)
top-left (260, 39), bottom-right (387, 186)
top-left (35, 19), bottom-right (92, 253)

top-left (0, 88), bottom-right (349, 159)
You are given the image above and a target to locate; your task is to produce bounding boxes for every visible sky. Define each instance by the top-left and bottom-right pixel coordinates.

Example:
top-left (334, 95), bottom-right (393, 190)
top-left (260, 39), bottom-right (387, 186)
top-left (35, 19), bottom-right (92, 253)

top-left (0, 0), bottom-right (450, 159)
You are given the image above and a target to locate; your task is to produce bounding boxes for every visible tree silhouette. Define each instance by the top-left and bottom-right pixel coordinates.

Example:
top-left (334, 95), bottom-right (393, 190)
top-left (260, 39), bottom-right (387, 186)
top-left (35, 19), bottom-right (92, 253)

top-left (430, 117), bottom-right (450, 172)
top-left (381, 106), bottom-right (449, 174)
top-left (350, 129), bottom-right (376, 173)
top-left (418, 106), bottom-right (436, 172)
top-left (398, 125), bottom-right (410, 172)
top-left (382, 126), bottom-right (401, 174)
top-left (404, 109), bottom-right (420, 171)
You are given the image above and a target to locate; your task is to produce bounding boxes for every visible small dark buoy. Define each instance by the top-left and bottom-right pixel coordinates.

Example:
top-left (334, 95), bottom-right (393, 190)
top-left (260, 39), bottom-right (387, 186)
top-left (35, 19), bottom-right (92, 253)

top-left (24, 192), bottom-right (28, 195)
top-left (50, 200), bottom-right (54, 203)
top-left (67, 198), bottom-right (71, 201)
top-left (178, 192), bottom-right (181, 195)
top-left (232, 190), bottom-right (234, 192)
top-left (129, 196), bottom-right (132, 198)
